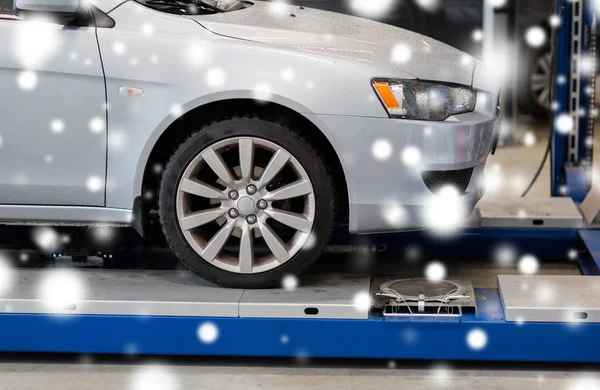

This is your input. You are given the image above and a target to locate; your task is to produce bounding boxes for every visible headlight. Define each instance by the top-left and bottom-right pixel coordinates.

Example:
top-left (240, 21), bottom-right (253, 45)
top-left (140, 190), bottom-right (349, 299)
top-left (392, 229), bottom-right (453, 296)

top-left (372, 79), bottom-right (477, 121)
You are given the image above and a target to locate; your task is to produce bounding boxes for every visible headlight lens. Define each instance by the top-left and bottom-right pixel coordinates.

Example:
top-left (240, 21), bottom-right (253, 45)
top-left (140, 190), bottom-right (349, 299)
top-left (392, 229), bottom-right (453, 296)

top-left (372, 79), bottom-right (477, 121)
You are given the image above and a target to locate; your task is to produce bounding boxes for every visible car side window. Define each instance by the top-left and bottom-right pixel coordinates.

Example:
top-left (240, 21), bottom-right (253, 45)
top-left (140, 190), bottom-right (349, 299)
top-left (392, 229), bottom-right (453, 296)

top-left (0, 0), bottom-right (14, 15)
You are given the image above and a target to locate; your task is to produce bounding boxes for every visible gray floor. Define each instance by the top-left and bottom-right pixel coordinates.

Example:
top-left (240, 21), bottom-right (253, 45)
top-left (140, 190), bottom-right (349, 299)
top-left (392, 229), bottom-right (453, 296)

top-left (0, 355), bottom-right (598, 389)
top-left (1, 118), bottom-right (599, 388)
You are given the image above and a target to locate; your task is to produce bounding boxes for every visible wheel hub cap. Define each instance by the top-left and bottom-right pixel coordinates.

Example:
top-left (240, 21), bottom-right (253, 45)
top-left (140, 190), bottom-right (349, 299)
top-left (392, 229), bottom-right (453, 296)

top-left (237, 196), bottom-right (256, 215)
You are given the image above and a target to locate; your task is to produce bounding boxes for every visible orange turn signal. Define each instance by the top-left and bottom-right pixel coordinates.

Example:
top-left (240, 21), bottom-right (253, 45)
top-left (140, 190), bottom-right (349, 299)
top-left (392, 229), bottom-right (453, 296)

top-left (373, 81), bottom-right (400, 109)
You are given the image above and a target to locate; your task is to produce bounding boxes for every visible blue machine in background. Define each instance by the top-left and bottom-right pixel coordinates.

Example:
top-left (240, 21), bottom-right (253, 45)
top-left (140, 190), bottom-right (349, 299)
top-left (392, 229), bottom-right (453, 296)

top-left (553, 0), bottom-right (597, 200)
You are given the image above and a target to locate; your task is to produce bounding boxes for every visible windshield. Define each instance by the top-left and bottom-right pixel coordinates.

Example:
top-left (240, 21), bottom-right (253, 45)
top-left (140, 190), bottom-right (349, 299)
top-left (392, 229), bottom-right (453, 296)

top-left (135, 0), bottom-right (244, 15)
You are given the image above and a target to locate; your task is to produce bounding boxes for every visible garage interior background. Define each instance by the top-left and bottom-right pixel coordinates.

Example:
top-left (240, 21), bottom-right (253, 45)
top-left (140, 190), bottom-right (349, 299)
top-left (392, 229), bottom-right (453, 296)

top-left (0, 0), bottom-right (599, 389)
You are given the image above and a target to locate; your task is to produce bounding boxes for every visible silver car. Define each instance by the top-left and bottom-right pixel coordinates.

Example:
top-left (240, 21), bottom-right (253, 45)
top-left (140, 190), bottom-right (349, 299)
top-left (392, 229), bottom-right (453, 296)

top-left (0, 0), bottom-right (500, 287)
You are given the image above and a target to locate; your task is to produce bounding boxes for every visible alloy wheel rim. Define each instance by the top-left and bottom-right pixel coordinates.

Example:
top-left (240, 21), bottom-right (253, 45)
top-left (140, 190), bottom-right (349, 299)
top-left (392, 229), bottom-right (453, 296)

top-left (175, 136), bottom-right (315, 274)
top-left (530, 51), bottom-right (552, 110)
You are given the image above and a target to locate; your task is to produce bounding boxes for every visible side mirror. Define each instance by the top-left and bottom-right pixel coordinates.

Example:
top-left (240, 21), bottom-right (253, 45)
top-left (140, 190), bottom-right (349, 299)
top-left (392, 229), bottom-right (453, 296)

top-left (15, 0), bottom-right (79, 16)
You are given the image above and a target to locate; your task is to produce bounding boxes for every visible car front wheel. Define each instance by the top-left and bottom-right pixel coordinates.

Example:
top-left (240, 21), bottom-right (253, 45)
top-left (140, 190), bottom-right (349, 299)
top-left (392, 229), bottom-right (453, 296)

top-left (159, 117), bottom-right (336, 288)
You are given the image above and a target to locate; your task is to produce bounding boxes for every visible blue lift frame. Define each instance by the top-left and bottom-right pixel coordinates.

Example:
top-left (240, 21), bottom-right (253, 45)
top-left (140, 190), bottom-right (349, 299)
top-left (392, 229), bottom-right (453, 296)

top-left (1, 0), bottom-right (600, 363)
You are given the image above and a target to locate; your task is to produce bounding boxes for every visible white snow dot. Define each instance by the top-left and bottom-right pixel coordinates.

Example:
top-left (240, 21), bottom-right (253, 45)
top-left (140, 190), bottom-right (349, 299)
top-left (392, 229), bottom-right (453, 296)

top-left (494, 244), bottom-right (517, 266)
top-left (170, 104), bottom-right (184, 117)
top-left (205, 67), bottom-right (227, 88)
top-left (422, 185), bottom-right (465, 236)
top-left (549, 14), bottom-right (562, 28)
top-left (44, 154), bottom-right (53, 163)
top-left (568, 377), bottom-right (600, 390)
top-left (0, 258), bottom-right (13, 296)
top-left (472, 29), bottom-right (483, 42)
top-left (129, 57), bottom-right (139, 66)
top-left (269, 0), bottom-right (289, 16)
top-left (414, 0), bottom-right (441, 12)
top-left (89, 117), bottom-right (104, 134)
top-left (380, 204), bottom-right (408, 228)
top-left (17, 71), bottom-right (38, 91)
top-left (518, 255), bottom-right (539, 275)
top-left (401, 146), bottom-right (422, 167)
top-left (130, 365), bottom-right (180, 390)
top-left (525, 26), bottom-right (547, 48)
top-left (523, 131), bottom-right (536, 147)
top-left (557, 74), bottom-right (567, 84)
top-left (141, 23), bottom-right (154, 36)
top-left (153, 163), bottom-right (164, 175)
top-left (109, 132), bottom-right (127, 150)
top-left (280, 334), bottom-right (289, 344)
top-left (197, 321), bottom-right (219, 344)
top-left (371, 139), bottom-right (393, 161)
top-left (32, 227), bottom-right (59, 251)
top-left (113, 41), bottom-right (126, 56)
top-left (466, 328), bottom-right (488, 350)
top-left (489, 0), bottom-right (507, 7)
top-left (568, 249), bottom-right (578, 260)
top-left (68, 51), bottom-right (78, 61)
top-left (39, 269), bottom-right (85, 310)
top-left (92, 226), bottom-right (115, 243)
top-left (390, 43), bottom-right (412, 64)
top-left (282, 274), bottom-right (298, 291)
top-left (0, 134), bottom-right (3, 149)
top-left (305, 81), bottom-right (315, 90)
top-left (555, 114), bottom-right (574, 134)
top-left (349, 0), bottom-right (394, 18)
top-left (19, 252), bottom-right (29, 262)
top-left (281, 68), bottom-right (295, 82)
top-left (150, 54), bottom-right (160, 64)
top-left (252, 83), bottom-right (273, 101)
top-left (86, 176), bottom-right (103, 193)
top-left (460, 54), bottom-right (474, 68)
top-left (50, 119), bottom-right (65, 134)
top-left (425, 261), bottom-right (446, 281)
top-left (353, 291), bottom-right (372, 312)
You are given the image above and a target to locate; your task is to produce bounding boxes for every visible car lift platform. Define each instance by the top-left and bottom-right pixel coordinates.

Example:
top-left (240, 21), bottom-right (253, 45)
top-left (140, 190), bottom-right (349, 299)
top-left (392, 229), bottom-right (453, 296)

top-left (1, 228), bottom-right (600, 364)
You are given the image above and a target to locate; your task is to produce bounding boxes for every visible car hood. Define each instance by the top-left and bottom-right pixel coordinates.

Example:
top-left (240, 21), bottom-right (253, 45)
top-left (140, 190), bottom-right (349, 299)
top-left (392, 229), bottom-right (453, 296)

top-left (188, 2), bottom-right (476, 86)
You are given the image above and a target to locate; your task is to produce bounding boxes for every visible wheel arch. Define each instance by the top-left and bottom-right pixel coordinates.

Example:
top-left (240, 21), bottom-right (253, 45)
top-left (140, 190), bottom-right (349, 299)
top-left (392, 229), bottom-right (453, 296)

top-left (135, 98), bottom-right (350, 237)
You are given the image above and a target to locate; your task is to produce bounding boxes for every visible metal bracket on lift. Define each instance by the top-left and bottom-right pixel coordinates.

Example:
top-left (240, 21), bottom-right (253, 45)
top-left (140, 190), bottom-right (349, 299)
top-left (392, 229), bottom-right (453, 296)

top-left (376, 279), bottom-right (474, 318)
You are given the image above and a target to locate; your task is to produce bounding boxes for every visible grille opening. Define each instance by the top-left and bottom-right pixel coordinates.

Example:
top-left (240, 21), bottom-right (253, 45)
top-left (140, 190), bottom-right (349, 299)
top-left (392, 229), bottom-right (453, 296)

top-left (421, 167), bottom-right (474, 195)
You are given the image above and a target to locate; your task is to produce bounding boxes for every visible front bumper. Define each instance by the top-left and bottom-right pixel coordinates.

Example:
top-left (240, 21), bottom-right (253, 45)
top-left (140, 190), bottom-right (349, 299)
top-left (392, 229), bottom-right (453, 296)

top-left (305, 110), bottom-right (499, 233)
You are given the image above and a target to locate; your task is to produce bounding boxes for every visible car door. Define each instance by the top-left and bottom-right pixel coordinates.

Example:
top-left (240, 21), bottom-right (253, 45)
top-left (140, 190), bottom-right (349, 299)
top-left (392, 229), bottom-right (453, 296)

top-left (0, 3), bottom-right (107, 206)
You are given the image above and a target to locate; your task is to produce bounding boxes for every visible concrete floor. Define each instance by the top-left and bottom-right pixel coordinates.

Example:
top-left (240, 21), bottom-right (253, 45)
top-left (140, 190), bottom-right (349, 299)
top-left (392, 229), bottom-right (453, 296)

top-left (0, 118), bottom-right (599, 389)
top-left (0, 355), bottom-right (598, 390)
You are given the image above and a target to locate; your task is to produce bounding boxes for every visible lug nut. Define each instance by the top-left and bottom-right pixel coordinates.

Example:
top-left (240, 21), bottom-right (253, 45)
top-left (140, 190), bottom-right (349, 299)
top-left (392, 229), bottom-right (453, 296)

top-left (246, 185), bottom-right (257, 195)
top-left (246, 214), bottom-right (257, 224)
top-left (229, 208), bottom-right (239, 218)
top-left (228, 190), bottom-right (239, 200)
top-left (257, 199), bottom-right (268, 209)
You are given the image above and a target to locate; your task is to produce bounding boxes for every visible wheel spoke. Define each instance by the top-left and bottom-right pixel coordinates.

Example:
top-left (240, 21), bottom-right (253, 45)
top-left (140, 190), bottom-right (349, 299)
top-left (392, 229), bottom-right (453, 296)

top-left (538, 56), bottom-right (551, 74)
top-left (263, 180), bottom-right (312, 201)
top-left (180, 178), bottom-right (228, 200)
top-left (537, 87), bottom-right (550, 105)
top-left (265, 209), bottom-right (312, 233)
top-left (239, 224), bottom-right (254, 273)
top-left (201, 147), bottom-right (234, 187)
top-left (256, 149), bottom-right (290, 190)
top-left (258, 220), bottom-right (290, 263)
top-left (239, 138), bottom-right (254, 184)
top-left (180, 208), bottom-right (226, 231)
top-left (202, 220), bottom-right (235, 261)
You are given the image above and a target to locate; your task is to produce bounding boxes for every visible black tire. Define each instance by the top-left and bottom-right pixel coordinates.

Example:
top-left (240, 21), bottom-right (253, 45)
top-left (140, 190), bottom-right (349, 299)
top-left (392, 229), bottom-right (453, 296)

top-left (518, 46), bottom-right (552, 120)
top-left (159, 117), bottom-right (336, 288)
